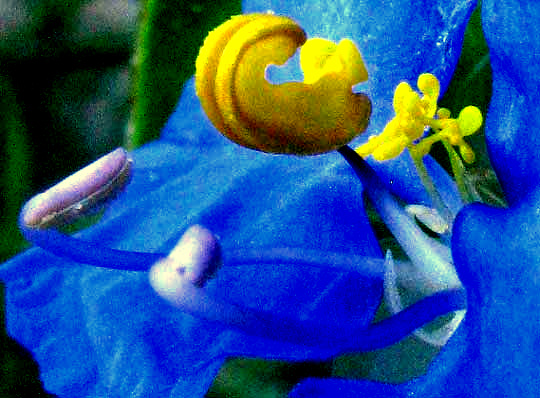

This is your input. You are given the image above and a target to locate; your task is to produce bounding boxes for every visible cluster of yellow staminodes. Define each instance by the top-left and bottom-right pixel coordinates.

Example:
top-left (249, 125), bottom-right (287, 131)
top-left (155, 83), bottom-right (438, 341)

top-left (195, 13), bottom-right (482, 163)
top-left (356, 73), bottom-right (482, 163)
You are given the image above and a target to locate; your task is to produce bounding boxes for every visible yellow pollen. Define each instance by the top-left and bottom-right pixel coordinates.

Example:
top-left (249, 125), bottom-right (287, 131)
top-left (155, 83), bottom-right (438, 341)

top-left (355, 73), bottom-right (482, 164)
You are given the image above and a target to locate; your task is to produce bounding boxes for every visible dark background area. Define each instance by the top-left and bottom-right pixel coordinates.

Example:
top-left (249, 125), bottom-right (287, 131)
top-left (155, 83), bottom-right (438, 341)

top-left (0, 0), bottom-right (136, 263)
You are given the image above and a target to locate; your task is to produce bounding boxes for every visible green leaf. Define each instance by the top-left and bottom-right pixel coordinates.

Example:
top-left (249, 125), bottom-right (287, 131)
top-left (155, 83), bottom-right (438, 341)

top-left (128, 0), bottom-right (241, 148)
top-left (437, 0), bottom-right (505, 206)
top-left (0, 74), bottom-right (31, 262)
top-left (207, 358), bottom-right (330, 398)
top-left (439, 1), bottom-right (491, 128)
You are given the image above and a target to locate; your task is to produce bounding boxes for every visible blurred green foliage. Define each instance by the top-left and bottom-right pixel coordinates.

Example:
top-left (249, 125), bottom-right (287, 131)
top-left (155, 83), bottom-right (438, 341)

top-left (0, 75), bottom-right (31, 263)
top-left (128, 0), bottom-right (241, 148)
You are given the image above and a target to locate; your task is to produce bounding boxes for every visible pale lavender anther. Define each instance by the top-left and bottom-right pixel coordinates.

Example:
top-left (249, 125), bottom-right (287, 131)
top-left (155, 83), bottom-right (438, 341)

top-left (166, 224), bottom-right (222, 287)
top-left (21, 148), bottom-right (132, 229)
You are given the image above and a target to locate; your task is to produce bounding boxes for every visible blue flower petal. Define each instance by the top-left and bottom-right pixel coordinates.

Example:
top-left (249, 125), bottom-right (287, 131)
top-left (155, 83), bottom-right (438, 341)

top-left (290, 378), bottom-right (409, 398)
top-left (449, 194), bottom-right (540, 396)
top-left (481, 0), bottom-right (540, 205)
top-left (442, 3), bottom-right (540, 394)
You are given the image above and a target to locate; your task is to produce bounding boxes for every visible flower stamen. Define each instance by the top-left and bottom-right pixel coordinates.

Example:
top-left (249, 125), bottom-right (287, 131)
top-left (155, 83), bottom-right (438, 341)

top-left (356, 73), bottom-right (483, 206)
top-left (195, 13), bottom-right (371, 155)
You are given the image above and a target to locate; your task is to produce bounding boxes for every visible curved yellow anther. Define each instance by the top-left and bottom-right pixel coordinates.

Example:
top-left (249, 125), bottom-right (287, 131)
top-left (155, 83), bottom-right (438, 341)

top-left (300, 38), bottom-right (340, 85)
top-left (195, 14), bottom-right (260, 142)
top-left (195, 13), bottom-right (371, 155)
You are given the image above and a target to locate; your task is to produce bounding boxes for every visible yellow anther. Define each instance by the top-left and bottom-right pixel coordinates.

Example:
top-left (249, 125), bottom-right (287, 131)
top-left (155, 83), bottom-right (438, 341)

top-left (195, 13), bottom-right (371, 155)
top-left (417, 73), bottom-right (440, 108)
top-left (356, 72), bottom-right (483, 165)
top-left (457, 106), bottom-right (483, 136)
top-left (439, 119), bottom-right (462, 145)
top-left (356, 74), bottom-right (440, 160)
top-left (372, 133), bottom-right (410, 161)
top-left (436, 106), bottom-right (482, 164)
top-left (459, 142), bottom-right (476, 164)
top-left (393, 82), bottom-right (417, 115)
top-left (437, 107), bottom-right (451, 119)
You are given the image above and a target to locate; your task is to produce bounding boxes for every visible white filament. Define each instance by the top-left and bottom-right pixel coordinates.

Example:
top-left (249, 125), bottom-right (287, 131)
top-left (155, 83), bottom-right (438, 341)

top-left (383, 250), bottom-right (466, 347)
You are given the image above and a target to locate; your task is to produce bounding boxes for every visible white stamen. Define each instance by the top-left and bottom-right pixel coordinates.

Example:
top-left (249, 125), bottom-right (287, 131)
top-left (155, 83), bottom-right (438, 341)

top-left (405, 204), bottom-right (449, 234)
top-left (383, 250), bottom-right (466, 347)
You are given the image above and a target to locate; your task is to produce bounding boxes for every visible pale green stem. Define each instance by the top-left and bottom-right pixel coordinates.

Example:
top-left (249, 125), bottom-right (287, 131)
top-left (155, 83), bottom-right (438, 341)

top-left (409, 147), bottom-right (454, 229)
top-left (442, 140), bottom-right (475, 204)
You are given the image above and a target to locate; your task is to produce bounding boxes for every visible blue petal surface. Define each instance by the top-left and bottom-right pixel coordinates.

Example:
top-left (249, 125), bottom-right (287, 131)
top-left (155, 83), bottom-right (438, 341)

top-left (481, 0), bottom-right (540, 205)
top-left (448, 1), bottom-right (540, 396)
top-left (294, 1), bottom-right (540, 396)
top-left (449, 1), bottom-right (540, 394)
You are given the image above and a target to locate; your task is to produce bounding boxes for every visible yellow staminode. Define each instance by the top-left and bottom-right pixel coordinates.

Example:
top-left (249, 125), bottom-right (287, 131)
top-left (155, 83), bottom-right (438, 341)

top-left (195, 13), bottom-right (371, 155)
top-left (356, 73), bottom-right (482, 163)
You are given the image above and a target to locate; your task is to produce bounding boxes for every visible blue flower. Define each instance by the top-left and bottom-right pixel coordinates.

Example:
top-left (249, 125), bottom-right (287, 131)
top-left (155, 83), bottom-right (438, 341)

top-left (4, 0), bottom-right (526, 397)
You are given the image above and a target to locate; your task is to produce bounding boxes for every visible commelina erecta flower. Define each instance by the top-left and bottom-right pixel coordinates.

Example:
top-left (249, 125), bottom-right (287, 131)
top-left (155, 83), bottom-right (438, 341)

top-left (2, 1), bottom-right (539, 397)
